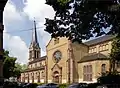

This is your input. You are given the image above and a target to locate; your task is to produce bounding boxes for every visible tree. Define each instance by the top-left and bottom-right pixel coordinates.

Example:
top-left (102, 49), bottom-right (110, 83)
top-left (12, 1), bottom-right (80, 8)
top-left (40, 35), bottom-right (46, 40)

top-left (13, 63), bottom-right (22, 79)
top-left (13, 63), bottom-right (27, 79)
top-left (45, 0), bottom-right (120, 42)
top-left (3, 50), bottom-right (23, 79)
top-left (21, 64), bottom-right (27, 72)
top-left (3, 50), bottom-right (17, 79)
top-left (109, 36), bottom-right (120, 73)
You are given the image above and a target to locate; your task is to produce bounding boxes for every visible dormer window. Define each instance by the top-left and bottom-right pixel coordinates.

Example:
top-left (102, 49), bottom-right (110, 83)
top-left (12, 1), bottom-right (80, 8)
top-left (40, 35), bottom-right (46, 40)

top-left (54, 38), bottom-right (59, 45)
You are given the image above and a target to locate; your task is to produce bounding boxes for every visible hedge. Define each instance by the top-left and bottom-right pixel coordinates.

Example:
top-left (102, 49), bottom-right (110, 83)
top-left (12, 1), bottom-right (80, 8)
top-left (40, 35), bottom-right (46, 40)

top-left (37, 83), bottom-right (45, 85)
top-left (58, 83), bottom-right (69, 88)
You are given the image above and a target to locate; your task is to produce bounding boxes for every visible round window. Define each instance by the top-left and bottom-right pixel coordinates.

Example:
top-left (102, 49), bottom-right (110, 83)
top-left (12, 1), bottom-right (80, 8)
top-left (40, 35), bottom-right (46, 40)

top-left (53, 50), bottom-right (62, 63)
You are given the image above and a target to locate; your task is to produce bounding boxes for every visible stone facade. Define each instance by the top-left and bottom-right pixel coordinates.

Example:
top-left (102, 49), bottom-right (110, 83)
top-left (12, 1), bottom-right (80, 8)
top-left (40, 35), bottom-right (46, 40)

top-left (21, 27), bottom-right (115, 84)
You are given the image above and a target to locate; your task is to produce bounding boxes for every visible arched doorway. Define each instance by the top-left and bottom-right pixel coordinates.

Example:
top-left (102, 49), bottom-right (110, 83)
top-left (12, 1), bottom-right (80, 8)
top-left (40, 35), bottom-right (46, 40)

top-left (53, 71), bottom-right (60, 83)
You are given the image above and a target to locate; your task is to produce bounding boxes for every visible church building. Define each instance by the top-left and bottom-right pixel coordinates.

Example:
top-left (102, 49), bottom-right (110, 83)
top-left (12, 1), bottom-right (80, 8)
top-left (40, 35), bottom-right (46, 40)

top-left (21, 21), bottom-right (116, 84)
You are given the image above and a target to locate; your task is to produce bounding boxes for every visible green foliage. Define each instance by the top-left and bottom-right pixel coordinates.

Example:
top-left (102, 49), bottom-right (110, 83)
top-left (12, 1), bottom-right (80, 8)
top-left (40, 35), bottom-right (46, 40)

top-left (59, 83), bottom-right (68, 88)
top-left (3, 52), bottom-right (17, 79)
top-left (21, 64), bottom-right (27, 72)
top-left (37, 83), bottom-right (45, 85)
top-left (110, 36), bottom-right (120, 61)
top-left (58, 0), bottom-right (70, 6)
top-left (3, 50), bottom-right (23, 79)
top-left (109, 36), bottom-right (120, 72)
top-left (45, 0), bottom-right (120, 42)
top-left (15, 63), bottom-right (27, 72)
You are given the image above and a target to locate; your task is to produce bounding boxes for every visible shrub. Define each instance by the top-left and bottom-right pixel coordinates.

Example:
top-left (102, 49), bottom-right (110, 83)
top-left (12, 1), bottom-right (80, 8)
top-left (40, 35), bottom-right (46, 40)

top-left (37, 83), bottom-right (45, 85)
top-left (59, 83), bottom-right (69, 88)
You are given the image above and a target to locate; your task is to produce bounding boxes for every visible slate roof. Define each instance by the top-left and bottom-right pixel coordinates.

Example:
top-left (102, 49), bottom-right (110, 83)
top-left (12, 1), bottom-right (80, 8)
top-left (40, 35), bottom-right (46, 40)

top-left (84, 35), bottom-right (114, 46)
top-left (78, 53), bottom-right (108, 63)
top-left (28, 56), bottom-right (46, 64)
top-left (24, 66), bottom-right (45, 72)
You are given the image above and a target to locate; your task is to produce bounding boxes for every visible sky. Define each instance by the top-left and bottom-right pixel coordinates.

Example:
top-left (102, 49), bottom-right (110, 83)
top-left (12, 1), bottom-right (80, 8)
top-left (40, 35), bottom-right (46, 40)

top-left (3, 0), bottom-right (55, 64)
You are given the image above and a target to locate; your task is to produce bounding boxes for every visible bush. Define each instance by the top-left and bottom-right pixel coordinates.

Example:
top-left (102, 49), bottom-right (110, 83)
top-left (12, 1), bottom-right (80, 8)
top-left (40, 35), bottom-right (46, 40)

top-left (37, 83), bottom-right (45, 85)
top-left (59, 83), bottom-right (69, 88)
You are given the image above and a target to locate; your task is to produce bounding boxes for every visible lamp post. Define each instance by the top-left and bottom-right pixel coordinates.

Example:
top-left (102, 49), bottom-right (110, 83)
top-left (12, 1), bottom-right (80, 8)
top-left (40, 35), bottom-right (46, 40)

top-left (0, 0), bottom-right (8, 87)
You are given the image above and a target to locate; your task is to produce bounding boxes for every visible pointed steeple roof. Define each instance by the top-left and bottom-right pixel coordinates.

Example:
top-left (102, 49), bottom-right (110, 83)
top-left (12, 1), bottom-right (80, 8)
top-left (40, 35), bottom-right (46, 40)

top-left (29, 19), bottom-right (40, 48)
top-left (32, 20), bottom-right (38, 44)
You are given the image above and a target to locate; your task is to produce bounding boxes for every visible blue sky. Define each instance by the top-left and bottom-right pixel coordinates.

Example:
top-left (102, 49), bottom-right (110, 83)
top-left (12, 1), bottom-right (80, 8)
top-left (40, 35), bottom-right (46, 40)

top-left (3, 0), bottom-right (55, 64)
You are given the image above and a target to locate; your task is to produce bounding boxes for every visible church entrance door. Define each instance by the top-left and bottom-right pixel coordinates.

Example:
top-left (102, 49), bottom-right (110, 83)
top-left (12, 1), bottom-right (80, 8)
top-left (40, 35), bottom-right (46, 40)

top-left (54, 75), bottom-right (59, 83)
top-left (53, 71), bottom-right (60, 83)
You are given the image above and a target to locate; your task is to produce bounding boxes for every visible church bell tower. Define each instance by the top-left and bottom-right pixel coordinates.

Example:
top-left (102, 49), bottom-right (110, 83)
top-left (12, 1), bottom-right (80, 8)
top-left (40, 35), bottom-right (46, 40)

top-left (29, 20), bottom-right (41, 62)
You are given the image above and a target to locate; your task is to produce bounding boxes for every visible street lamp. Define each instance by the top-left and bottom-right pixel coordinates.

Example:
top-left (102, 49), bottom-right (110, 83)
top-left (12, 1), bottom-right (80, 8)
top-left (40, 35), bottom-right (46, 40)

top-left (0, 0), bottom-right (8, 87)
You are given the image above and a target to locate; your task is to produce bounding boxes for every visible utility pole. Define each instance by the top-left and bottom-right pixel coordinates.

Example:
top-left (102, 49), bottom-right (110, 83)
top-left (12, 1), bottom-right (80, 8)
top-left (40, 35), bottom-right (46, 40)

top-left (0, 0), bottom-right (8, 87)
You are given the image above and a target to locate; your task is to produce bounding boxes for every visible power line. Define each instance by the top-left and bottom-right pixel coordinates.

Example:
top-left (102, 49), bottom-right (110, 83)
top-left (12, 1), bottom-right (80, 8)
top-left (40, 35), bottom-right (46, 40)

top-left (3, 26), bottom-right (44, 33)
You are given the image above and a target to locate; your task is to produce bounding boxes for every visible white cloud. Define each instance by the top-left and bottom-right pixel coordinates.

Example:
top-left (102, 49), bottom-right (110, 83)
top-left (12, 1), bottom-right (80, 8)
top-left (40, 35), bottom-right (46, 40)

top-left (4, 2), bottom-right (23, 25)
top-left (3, 0), bottom-right (55, 64)
top-left (23, 0), bottom-right (55, 53)
top-left (3, 1), bottom-right (29, 64)
top-left (4, 33), bottom-right (28, 64)
top-left (23, 0), bottom-right (55, 20)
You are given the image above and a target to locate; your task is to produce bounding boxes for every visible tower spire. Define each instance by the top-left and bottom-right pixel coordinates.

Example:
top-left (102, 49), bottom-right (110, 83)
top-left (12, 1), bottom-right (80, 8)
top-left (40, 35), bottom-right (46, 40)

top-left (29, 18), bottom-right (41, 62)
top-left (32, 18), bottom-right (38, 44)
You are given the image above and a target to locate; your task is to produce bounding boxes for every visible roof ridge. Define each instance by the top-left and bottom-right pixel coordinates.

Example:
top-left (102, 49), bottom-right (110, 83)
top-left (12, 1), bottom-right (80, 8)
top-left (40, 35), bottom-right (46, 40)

top-left (84, 35), bottom-right (114, 46)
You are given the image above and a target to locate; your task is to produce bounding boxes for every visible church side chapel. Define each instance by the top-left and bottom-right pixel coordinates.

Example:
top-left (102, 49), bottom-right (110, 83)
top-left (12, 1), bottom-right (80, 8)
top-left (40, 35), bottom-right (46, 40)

top-left (21, 21), bottom-right (114, 84)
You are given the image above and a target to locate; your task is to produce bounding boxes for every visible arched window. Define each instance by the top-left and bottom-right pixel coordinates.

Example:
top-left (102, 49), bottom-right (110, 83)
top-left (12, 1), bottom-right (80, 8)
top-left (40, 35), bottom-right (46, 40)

top-left (35, 72), bottom-right (37, 79)
top-left (31, 73), bottom-right (32, 79)
top-left (41, 71), bottom-right (45, 77)
top-left (101, 64), bottom-right (106, 73)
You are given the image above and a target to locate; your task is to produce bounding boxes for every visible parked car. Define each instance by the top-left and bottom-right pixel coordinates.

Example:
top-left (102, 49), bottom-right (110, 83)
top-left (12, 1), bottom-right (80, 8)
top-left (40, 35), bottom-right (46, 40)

top-left (86, 83), bottom-right (100, 88)
top-left (37, 83), bottom-right (59, 88)
top-left (23, 83), bottom-right (38, 88)
top-left (97, 85), bottom-right (108, 88)
top-left (36, 84), bottom-right (47, 88)
top-left (68, 83), bottom-right (88, 88)
top-left (17, 82), bottom-right (27, 88)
